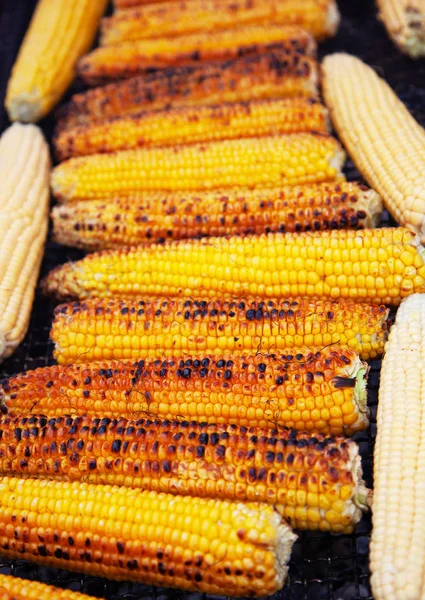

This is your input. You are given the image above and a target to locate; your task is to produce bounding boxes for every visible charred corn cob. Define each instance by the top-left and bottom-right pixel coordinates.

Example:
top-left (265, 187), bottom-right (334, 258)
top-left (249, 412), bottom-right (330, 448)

top-left (0, 417), bottom-right (369, 532)
top-left (5, 0), bottom-right (107, 123)
top-left (0, 348), bottom-right (369, 435)
top-left (51, 134), bottom-right (345, 201)
top-left (54, 97), bottom-right (328, 160)
top-left (0, 477), bottom-right (295, 596)
top-left (52, 183), bottom-right (383, 251)
top-left (323, 53), bottom-right (425, 243)
top-left (371, 294), bottom-right (425, 599)
top-left (0, 124), bottom-right (50, 362)
top-left (0, 575), bottom-right (99, 600)
top-left (41, 228), bottom-right (425, 306)
top-left (377, 0), bottom-right (425, 57)
top-left (100, 0), bottom-right (340, 45)
top-left (48, 297), bottom-right (389, 362)
top-left (56, 50), bottom-right (320, 133)
top-left (78, 27), bottom-right (316, 84)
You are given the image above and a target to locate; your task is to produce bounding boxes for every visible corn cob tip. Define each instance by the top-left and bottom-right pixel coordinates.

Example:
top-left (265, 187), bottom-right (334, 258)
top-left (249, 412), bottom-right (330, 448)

top-left (377, 0), bottom-right (425, 58)
top-left (6, 91), bottom-right (43, 123)
top-left (325, 0), bottom-right (341, 39)
top-left (40, 261), bottom-right (81, 300)
top-left (363, 188), bottom-right (384, 227)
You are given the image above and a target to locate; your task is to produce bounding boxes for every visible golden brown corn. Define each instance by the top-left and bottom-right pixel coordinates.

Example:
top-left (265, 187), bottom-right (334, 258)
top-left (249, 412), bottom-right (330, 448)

top-left (100, 0), bottom-right (340, 45)
top-left (0, 575), bottom-right (99, 600)
top-left (0, 348), bottom-right (369, 435)
top-left (51, 182), bottom-right (383, 251)
top-left (54, 97), bottom-right (328, 160)
top-left (47, 297), bottom-right (389, 362)
top-left (377, 0), bottom-right (425, 57)
top-left (323, 53), bottom-right (425, 243)
top-left (78, 27), bottom-right (316, 84)
top-left (0, 477), bottom-right (296, 596)
top-left (41, 228), bottom-right (425, 306)
top-left (0, 417), bottom-right (369, 532)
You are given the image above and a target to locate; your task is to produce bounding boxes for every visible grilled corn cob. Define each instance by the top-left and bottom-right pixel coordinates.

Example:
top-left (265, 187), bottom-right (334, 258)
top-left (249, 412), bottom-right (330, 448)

top-left (377, 0), bottom-right (425, 57)
top-left (0, 477), bottom-right (295, 596)
top-left (51, 134), bottom-right (345, 201)
top-left (41, 228), bottom-right (425, 306)
top-left (0, 124), bottom-right (50, 362)
top-left (0, 575), bottom-right (99, 600)
top-left (54, 97), bottom-right (328, 160)
top-left (48, 297), bottom-right (389, 362)
top-left (0, 348), bottom-right (369, 435)
top-left (78, 27), bottom-right (316, 84)
top-left (100, 0), bottom-right (340, 45)
top-left (371, 294), bottom-right (425, 599)
top-left (5, 0), bottom-right (107, 123)
top-left (56, 50), bottom-right (320, 133)
top-left (0, 417), bottom-right (369, 532)
top-left (323, 53), bottom-right (425, 243)
top-left (52, 183), bottom-right (383, 251)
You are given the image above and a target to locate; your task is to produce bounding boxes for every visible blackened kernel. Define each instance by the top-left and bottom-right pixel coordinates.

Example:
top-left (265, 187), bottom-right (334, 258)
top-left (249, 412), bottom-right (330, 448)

top-left (196, 446), bottom-right (205, 458)
top-left (88, 459), bottom-right (97, 470)
top-left (210, 433), bottom-right (219, 445)
top-left (83, 390), bottom-right (90, 398)
top-left (224, 369), bottom-right (232, 380)
top-left (216, 359), bottom-right (225, 369)
top-left (38, 545), bottom-right (48, 556)
top-left (198, 433), bottom-right (208, 445)
top-left (111, 440), bottom-right (122, 453)
top-left (276, 376), bottom-right (284, 385)
top-left (265, 451), bottom-right (275, 463)
top-left (215, 445), bottom-right (226, 459)
top-left (84, 376), bottom-right (91, 385)
top-left (257, 363), bottom-right (266, 373)
top-left (46, 381), bottom-right (53, 388)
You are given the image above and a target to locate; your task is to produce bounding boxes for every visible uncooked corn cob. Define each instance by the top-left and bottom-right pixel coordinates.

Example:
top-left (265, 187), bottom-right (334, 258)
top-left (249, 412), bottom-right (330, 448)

top-left (5, 0), bottom-right (107, 123)
top-left (0, 477), bottom-right (296, 596)
top-left (371, 294), bottom-right (425, 600)
top-left (54, 97), bottom-right (328, 160)
top-left (41, 228), bottom-right (425, 306)
top-left (377, 0), bottom-right (425, 57)
top-left (0, 348), bottom-right (369, 435)
top-left (0, 416), bottom-right (369, 532)
top-left (78, 27), bottom-right (316, 84)
top-left (48, 297), bottom-right (389, 362)
top-left (100, 0), bottom-right (340, 45)
top-left (56, 50), bottom-right (320, 133)
top-left (323, 53), bottom-right (425, 243)
top-left (51, 134), bottom-right (345, 201)
top-left (0, 575), bottom-right (100, 600)
top-left (51, 182), bottom-right (383, 251)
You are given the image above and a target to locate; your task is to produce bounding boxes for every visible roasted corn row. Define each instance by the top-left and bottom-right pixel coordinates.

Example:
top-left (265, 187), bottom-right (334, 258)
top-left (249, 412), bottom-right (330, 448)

top-left (54, 97), bottom-right (328, 160)
top-left (323, 53), bottom-right (425, 243)
top-left (377, 0), bottom-right (425, 57)
top-left (56, 50), bottom-right (320, 133)
top-left (0, 348), bottom-right (369, 435)
top-left (0, 575), bottom-right (100, 600)
top-left (41, 228), bottom-right (425, 306)
top-left (100, 0), bottom-right (340, 45)
top-left (5, 0), bottom-right (107, 122)
top-left (48, 297), bottom-right (389, 362)
top-left (0, 416), bottom-right (369, 532)
top-left (0, 477), bottom-right (296, 596)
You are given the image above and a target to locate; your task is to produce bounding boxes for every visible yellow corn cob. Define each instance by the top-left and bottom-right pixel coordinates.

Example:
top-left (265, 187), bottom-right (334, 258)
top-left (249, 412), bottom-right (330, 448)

top-left (51, 134), bottom-right (345, 201)
top-left (0, 575), bottom-right (99, 600)
top-left (5, 0), bottom-right (107, 123)
top-left (0, 124), bottom-right (50, 362)
top-left (0, 417), bottom-right (369, 532)
top-left (322, 53), bottom-right (425, 243)
top-left (377, 0), bottom-right (425, 57)
top-left (47, 297), bottom-right (389, 362)
top-left (54, 97), bottom-right (328, 160)
top-left (371, 294), bottom-right (425, 599)
top-left (78, 27), bottom-right (316, 84)
top-left (41, 228), bottom-right (425, 306)
top-left (100, 0), bottom-right (340, 45)
top-left (0, 477), bottom-right (296, 596)
top-left (0, 348), bottom-right (369, 435)
top-left (51, 182), bottom-right (383, 251)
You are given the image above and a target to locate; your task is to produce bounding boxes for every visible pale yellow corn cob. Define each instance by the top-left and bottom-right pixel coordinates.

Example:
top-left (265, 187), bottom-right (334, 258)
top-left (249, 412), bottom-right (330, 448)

top-left (377, 0), bottom-right (425, 57)
top-left (0, 575), bottom-right (100, 600)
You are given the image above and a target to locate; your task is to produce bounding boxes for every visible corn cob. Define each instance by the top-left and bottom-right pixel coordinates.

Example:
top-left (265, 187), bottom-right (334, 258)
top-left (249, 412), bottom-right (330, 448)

top-left (323, 53), bottom-right (425, 243)
top-left (52, 183), bottom-right (383, 251)
top-left (51, 134), bottom-right (345, 202)
top-left (371, 293), bottom-right (425, 600)
top-left (56, 50), bottom-right (320, 133)
top-left (78, 27), bottom-right (316, 84)
top-left (0, 348), bottom-right (369, 435)
top-left (0, 477), bottom-right (296, 596)
top-left (377, 0), bottom-right (425, 57)
top-left (41, 228), bottom-right (425, 306)
top-left (100, 0), bottom-right (340, 45)
top-left (54, 97), bottom-right (328, 161)
top-left (0, 575), bottom-right (99, 600)
top-left (0, 124), bottom-right (50, 363)
top-left (47, 297), bottom-right (389, 362)
top-left (5, 0), bottom-right (107, 123)
top-left (0, 417), bottom-right (369, 532)
top-left (115, 0), bottom-right (180, 6)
